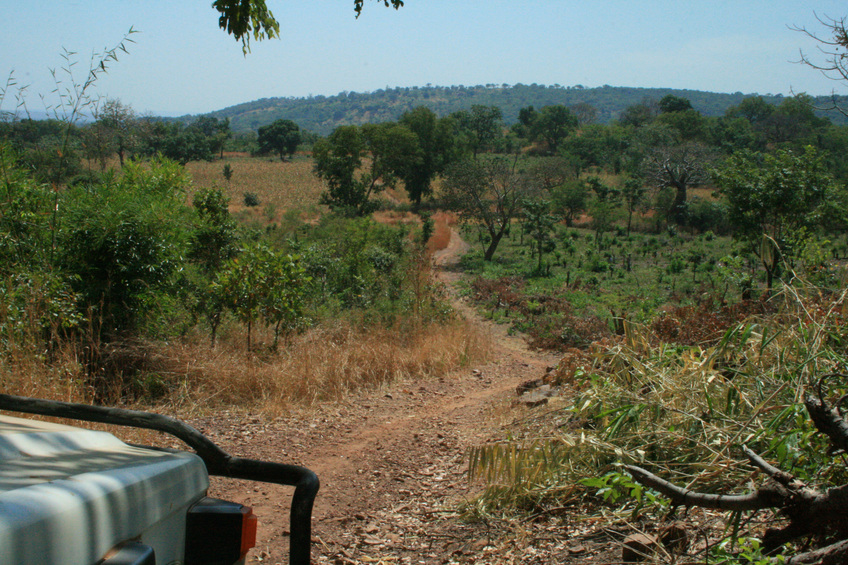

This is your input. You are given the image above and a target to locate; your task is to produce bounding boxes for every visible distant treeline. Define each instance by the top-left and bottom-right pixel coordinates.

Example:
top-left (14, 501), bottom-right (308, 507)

top-left (185, 84), bottom-right (848, 135)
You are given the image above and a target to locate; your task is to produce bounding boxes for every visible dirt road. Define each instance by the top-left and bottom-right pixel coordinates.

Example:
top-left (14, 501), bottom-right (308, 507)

top-left (196, 229), bottom-right (561, 564)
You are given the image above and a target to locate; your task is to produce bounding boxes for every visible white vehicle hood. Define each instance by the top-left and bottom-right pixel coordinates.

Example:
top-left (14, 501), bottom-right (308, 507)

top-left (0, 414), bottom-right (209, 564)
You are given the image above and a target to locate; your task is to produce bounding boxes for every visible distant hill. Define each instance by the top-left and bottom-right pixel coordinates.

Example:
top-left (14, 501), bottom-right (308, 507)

top-left (186, 84), bottom-right (848, 135)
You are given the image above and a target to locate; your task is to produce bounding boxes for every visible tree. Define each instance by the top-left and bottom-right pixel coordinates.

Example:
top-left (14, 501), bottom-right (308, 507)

top-left (257, 119), bottom-right (301, 161)
top-left (521, 198), bottom-right (557, 274)
top-left (58, 157), bottom-right (192, 339)
top-left (442, 157), bottom-right (528, 261)
top-left (656, 109), bottom-right (707, 142)
top-left (260, 251), bottom-right (309, 350)
top-left (213, 0), bottom-right (404, 51)
top-left (453, 105), bottom-right (503, 158)
top-left (571, 102), bottom-right (598, 126)
top-left (619, 98), bottom-right (657, 127)
top-left (94, 99), bottom-right (137, 168)
top-left (530, 105), bottom-right (579, 155)
top-left (313, 126), bottom-right (368, 213)
top-left (658, 94), bottom-right (693, 113)
top-left (759, 95), bottom-right (830, 146)
top-left (398, 107), bottom-right (457, 206)
top-left (213, 243), bottom-right (309, 351)
top-left (214, 244), bottom-right (265, 351)
top-left (644, 143), bottom-right (713, 226)
top-left (190, 188), bottom-right (239, 275)
top-left (188, 188), bottom-right (239, 348)
top-left (794, 13), bottom-right (848, 117)
top-left (586, 177), bottom-right (619, 250)
top-left (258, 120), bottom-right (296, 160)
top-left (726, 96), bottom-right (775, 125)
top-left (528, 157), bottom-right (575, 191)
top-left (550, 179), bottom-right (588, 227)
top-left (620, 177), bottom-right (646, 235)
top-left (193, 116), bottom-right (231, 159)
top-left (137, 120), bottom-right (218, 164)
top-left (313, 122), bottom-right (419, 215)
top-left (713, 146), bottom-right (843, 291)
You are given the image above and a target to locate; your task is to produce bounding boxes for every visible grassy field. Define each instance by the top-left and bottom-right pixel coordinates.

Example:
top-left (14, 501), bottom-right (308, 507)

top-left (185, 152), bottom-right (327, 222)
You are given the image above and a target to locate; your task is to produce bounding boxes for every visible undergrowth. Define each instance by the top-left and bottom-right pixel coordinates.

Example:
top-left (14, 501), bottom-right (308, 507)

top-left (466, 277), bottom-right (848, 562)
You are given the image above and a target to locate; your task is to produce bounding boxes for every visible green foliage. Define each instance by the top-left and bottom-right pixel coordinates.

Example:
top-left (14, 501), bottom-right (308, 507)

top-left (57, 157), bottom-right (192, 338)
top-left (518, 104), bottom-right (579, 154)
top-left (313, 122), bottom-right (419, 215)
top-left (212, 0), bottom-right (406, 52)
top-left (212, 0), bottom-right (280, 53)
top-left (0, 144), bottom-right (56, 271)
top-left (243, 191), bottom-right (260, 207)
top-left (296, 216), bottom-right (405, 309)
top-left (256, 118), bottom-right (300, 160)
top-left (208, 84), bottom-right (848, 136)
top-left (442, 157), bottom-right (528, 261)
top-left (190, 188), bottom-right (239, 274)
top-left (587, 177), bottom-right (620, 249)
top-left (397, 106), bottom-right (458, 205)
top-left (658, 94), bottom-right (693, 113)
top-left (0, 271), bottom-right (81, 350)
top-left (521, 198), bottom-right (557, 274)
top-left (452, 105), bottom-right (503, 158)
top-left (313, 125), bottom-right (367, 213)
top-left (136, 119), bottom-right (222, 164)
top-left (713, 146), bottom-right (843, 289)
top-left (214, 243), bottom-right (309, 350)
top-left (549, 178), bottom-right (587, 227)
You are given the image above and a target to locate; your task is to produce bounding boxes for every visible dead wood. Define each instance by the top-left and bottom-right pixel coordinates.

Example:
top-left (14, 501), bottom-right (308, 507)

top-left (625, 375), bottom-right (848, 563)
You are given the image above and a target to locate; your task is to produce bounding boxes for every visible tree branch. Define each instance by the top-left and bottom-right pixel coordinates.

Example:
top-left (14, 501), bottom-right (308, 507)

top-left (623, 465), bottom-right (784, 511)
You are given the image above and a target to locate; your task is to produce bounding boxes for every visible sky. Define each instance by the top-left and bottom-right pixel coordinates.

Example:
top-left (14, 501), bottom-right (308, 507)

top-left (2, 1), bottom-right (848, 118)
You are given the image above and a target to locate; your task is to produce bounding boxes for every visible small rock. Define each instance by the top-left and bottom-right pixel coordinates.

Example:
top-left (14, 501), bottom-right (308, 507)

top-left (622, 533), bottom-right (659, 562)
top-left (516, 378), bottom-right (544, 395)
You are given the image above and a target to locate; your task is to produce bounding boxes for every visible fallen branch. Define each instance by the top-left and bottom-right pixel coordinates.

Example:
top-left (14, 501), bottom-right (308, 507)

top-left (625, 375), bottom-right (848, 561)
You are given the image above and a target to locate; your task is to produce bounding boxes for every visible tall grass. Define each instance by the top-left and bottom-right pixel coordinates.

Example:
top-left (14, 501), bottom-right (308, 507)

top-left (164, 317), bottom-right (490, 413)
top-left (1, 311), bottom-right (491, 415)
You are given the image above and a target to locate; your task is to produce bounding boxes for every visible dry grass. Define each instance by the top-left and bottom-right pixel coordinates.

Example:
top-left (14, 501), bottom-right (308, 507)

top-left (184, 154), bottom-right (326, 220)
top-left (0, 342), bottom-right (89, 404)
top-left (155, 317), bottom-right (491, 415)
top-left (427, 211), bottom-right (458, 253)
top-left (468, 282), bottom-right (848, 516)
top-left (2, 316), bottom-right (491, 420)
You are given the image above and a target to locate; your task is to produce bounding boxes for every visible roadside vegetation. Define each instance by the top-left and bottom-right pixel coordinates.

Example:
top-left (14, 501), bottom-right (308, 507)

top-left (4, 16), bottom-right (848, 562)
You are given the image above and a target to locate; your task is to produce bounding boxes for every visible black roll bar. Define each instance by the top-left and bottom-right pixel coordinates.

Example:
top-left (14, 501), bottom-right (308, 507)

top-left (0, 393), bottom-right (319, 565)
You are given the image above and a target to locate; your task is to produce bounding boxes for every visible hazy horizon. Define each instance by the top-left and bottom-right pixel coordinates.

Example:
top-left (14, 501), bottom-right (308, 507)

top-left (4, 1), bottom-right (848, 117)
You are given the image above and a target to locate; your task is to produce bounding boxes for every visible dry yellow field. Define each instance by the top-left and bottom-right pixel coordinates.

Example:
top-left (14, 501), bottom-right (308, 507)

top-left (184, 153), bottom-right (327, 220)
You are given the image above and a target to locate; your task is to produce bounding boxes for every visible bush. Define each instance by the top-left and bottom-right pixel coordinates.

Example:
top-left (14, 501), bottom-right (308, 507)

top-left (243, 192), bottom-right (260, 207)
top-left (687, 197), bottom-right (730, 234)
top-left (58, 157), bottom-right (193, 339)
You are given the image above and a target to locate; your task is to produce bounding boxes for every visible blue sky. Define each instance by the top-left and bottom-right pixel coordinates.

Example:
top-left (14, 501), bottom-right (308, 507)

top-left (3, 1), bottom-right (848, 117)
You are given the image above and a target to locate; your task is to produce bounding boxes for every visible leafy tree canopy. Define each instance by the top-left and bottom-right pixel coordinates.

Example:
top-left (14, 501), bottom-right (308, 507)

top-left (257, 119), bottom-right (301, 161)
top-left (214, 0), bottom-right (404, 52)
top-left (713, 146), bottom-right (845, 289)
top-left (658, 94), bottom-right (693, 113)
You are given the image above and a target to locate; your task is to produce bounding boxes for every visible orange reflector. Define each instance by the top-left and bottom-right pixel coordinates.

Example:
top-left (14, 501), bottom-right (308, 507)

top-left (241, 506), bottom-right (258, 557)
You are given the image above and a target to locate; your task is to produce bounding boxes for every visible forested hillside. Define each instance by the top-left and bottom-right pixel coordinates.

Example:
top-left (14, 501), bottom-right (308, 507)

top-left (192, 83), bottom-right (848, 134)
